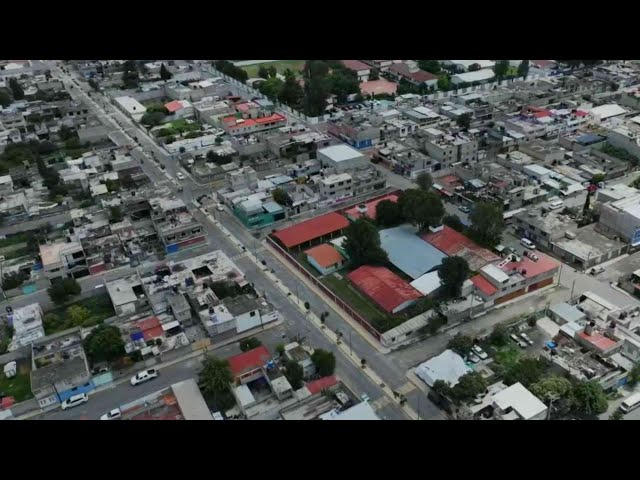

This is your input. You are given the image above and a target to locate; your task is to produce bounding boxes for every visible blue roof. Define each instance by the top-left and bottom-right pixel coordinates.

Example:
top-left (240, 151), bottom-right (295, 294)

top-left (379, 225), bottom-right (448, 279)
top-left (576, 134), bottom-right (604, 146)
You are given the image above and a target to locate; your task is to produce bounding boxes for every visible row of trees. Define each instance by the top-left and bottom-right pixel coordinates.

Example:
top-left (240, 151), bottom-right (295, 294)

top-left (213, 60), bottom-right (249, 83)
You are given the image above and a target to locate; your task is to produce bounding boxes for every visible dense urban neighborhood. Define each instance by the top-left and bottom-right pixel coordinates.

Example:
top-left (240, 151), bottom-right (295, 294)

top-left (2, 58), bottom-right (640, 421)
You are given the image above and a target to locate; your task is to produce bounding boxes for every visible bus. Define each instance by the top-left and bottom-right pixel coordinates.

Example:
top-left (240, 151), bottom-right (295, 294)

top-left (619, 392), bottom-right (640, 414)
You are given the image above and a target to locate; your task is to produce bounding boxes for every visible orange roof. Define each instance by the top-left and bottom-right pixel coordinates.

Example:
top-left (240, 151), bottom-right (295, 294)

top-left (273, 212), bottom-right (349, 249)
top-left (306, 375), bottom-right (339, 395)
top-left (360, 79), bottom-right (398, 96)
top-left (345, 194), bottom-right (399, 221)
top-left (223, 113), bottom-right (286, 130)
top-left (137, 316), bottom-right (160, 331)
top-left (470, 274), bottom-right (498, 296)
top-left (347, 266), bottom-right (422, 313)
top-left (421, 226), bottom-right (499, 270)
top-left (341, 60), bottom-right (371, 72)
top-left (228, 345), bottom-right (271, 377)
top-left (305, 244), bottom-right (344, 268)
top-left (578, 331), bottom-right (617, 352)
top-left (165, 100), bottom-right (183, 113)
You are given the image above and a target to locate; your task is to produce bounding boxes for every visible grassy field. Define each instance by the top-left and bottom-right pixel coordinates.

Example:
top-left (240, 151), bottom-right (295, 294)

top-left (45, 293), bottom-right (116, 334)
top-left (0, 371), bottom-right (33, 402)
top-left (241, 60), bottom-right (305, 78)
top-left (322, 273), bottom-right (396, 332)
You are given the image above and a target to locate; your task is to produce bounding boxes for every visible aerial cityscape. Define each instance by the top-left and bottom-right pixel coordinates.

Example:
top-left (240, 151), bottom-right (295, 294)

top-left (1, 58), bottom-right (639, 421)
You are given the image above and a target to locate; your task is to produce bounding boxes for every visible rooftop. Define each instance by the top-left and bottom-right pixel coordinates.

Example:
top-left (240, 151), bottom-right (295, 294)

top-left (272, 212), bottom-right (349, 249)
top-left (379, 224), bottom-right (447, 279)
top-left (577, 330), bottom-right (618, 352)
top-left (340, 60), bottom-right (371, 72)
top-left (421, 226), bottom-right (499, 271)
top-left (347, 265), bottom-right (422, 313)
top-left (343, 194), bottom-right (398, 221)
top-left (39, 241), bottom-right (82, 267)
top-left (318, 144), bottom-right (364, 163)
top-left (415, 349), bottom-right (472, 387)
top-left (228, 345), bottom-right (271, 378)
top-left (492, 382), bottom-right (547, 420)
top-left (319, 401), bottom-right (380, 420)
top-left (305, 243), bottom-right (344, 268)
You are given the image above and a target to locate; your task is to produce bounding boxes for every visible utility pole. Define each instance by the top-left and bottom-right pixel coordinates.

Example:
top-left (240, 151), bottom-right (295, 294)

top-left (570, 278), bottom-right (576, 302)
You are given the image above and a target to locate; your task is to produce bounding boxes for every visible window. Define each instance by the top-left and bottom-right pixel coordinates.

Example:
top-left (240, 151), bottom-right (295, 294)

top-left (192, 228), bottom-right (201, 235)
top-left (167, 235), bottom-right (176, 242)
top-left (250, 311), bottom-right (256, 317)
top-left (180, 231), bottom-right (187, 238)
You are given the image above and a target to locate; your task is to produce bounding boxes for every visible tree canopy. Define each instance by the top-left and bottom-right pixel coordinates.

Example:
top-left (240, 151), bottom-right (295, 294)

top-left (375, 199), bottom-right (404, 228)
top-left (311, 348), bottom-right (336, 377)
top-left (283, 359), bottom-right (304, 390)
top-left (503, 357), bottom-right (546, 388)
top-left (398, 189), bottom-right (444, 231)
top-left (489, 323), bottom-right (510, 347)
top-left (571, 381), bottom-right (608, 416)
top-left (442, 214), bottom-right (465, 233)
top-left (47, 278), bottom-right (81, 306)
top-left (198, 355), bottom-right (234, 410)
top-left (517, 60), bottom-right (530, 78)
top-left (447, 333), bottom-right (474, 356)
top-left (121, 60), bottom-right (140, 89)
top-left (160, 63), bottom-right (173, 81)
top-left (8, 78), bottom-right (24, 100)
top-left (343, 218), bottom-right (388, 268)
top-left (0, 89), bottom-right (12, 108)
top-left (456, 113), bottom-right (472, 131)
top-left (450, 371), bottom-right (487, 403)
top-left (438, 256), bottom-right (470, 299)
top-left (239, 337), bottom-right (262, 352)
top-left (467, 201), bottom-right (505, 248)
top-left (493, 60), bottom-right (510, 79)
top-left (529, 376), bottom-right (573, 401)
top-left (416, 172), bottom-right (433, 191)
top-left (278, 69), bottom-right (304, 109)
top-left (272, 188), bottom-right (293, 207)
top-left (83, 325), bottom-right (125, 366)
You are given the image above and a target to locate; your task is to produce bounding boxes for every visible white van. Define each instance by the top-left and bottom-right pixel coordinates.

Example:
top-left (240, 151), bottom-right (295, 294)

top-left (548, 199), bottom-right (563, 210)
top-left (521, 238), bottom-right (536, 250)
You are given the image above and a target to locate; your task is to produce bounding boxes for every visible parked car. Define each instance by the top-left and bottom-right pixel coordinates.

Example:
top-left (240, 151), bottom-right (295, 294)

top-left (520, 238), bottom-right (536, 249)
top-left (467, 352), bottom-right (481, 363)
top-left (100, 408), bottom-right (122, 420)
top-left (472, 345), bottom-right (488, 360)
top-left (61, 393), bottom-right (89, 410)
top-left (510, 334), bottom-right (520, 343)
top-left (520, 333), bottom-right (534, 346)
top-left (518, 340), bottom-right (528, 349)
top-left (216, 203), bottom-right (224, 212)
top-left (590, 266), bottom-right (605, 276)
top-left (455, 185), bottom-right (465, 191)
top-left (458, 205), bottom-right (470, 213)
top-left (130, 368), bottom-right (159, 386)
top-left (176, 172), bottom-right (186, 180)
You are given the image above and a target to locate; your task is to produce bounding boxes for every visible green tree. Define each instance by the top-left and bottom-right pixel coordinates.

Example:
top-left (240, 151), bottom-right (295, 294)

top-left (504, 357), bottom-right (546, 388)
top-left (160, 63), bottom-right (173, 81)
top-left (88, 78), bottom-right (100, 92)
top-left (517, 60), bottom-right (530, 78)
top-left (276, 344), bottom-right (285, 357)
top-left (59, 125), bottom-right (75, 141)
top-left (431, 379), bottom-right (452, 398)
top-left (258, 65), bottom-right (270, 79)
top-left (47, 278), bottom-right (81, 305)
top-left (493, 60), bottom-right (510, 79)
top-left (530, 376), bottom-right (573, 400)
top-left (609, 409), bottom-right (624, 420)
top-left (311, 348), bottom-right (336, 377)
top-left (343, 218), bottom-right (389, 268)
top-left (66, 305), bottom-right (91, 327)
top-left (121, 60), bottom-right (140, 89)
top-left (272, 188), bottom-right (292, 207)
top-left (0, 89), bottom-right (13, 108)
top-left (418, 60), bottom-right (441, 75)
top-left (398, 189), bottom-right (444, 231)
top-left (109, 206), bottom-right (124, 223)
top-left (267, 65), bottom-right (277, 78)
top-left (369, 69), bottom-right (380, 81)
top-left (83, 325), bottom-right (125, 366)
top-left (8, 78), bottom-right (24, 100)
top-left (468, 63), bottom-right (482, 72)
top-left (489, 323), bottom-right (509, 347)
top-left (591, 173), bottom-right (606, 185)
top-left (278, 69), bottom-right (304, 109)
top-left (451, 371), bottom-right (487, 402)
top-left (572, 381), bottom-right (608, 416)
top-left (258, 77), bottom-right (284, 99)
top-left (456, 113), bottom-right (472, 131)
top-left (141, 111), bottom-right (166, 127)
top-left (438, 256), bottom-right (470, 299)
top-left (442, 214), bottom-right (465, 232)
top-left (198, 355), bottom-right (234, 409)
top-left (1, 271), bottom-right (28, 290)
top-left (437, 74), bottom-right (451, 91)
top-left (447, 333), bottom-right (474, 356)
top-left (283, 359), bottom-right (304, 389)
top-left (416, 171), bottom-right (433, 191)
top-left (375, 199), bottom-right (404, 228)
top-left (468, 201), bottom-right (505, 248)
top-left (239, 337), bottom-right (262, 352)
top-left (627, 365), bottom-right (640, 386)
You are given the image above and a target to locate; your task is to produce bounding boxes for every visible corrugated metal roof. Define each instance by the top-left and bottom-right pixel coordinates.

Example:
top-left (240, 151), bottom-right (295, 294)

top-left (273, 212), bottom-right (349, 248)
top-left (379, 225), bottom-right (447, 279)
top-left (347, 265), bottom-right (421, 313)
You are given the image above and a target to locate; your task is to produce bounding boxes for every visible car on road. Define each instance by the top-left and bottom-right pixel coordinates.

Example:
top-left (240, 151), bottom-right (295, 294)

top-left (590, 266), bottom-right (605, 276)
top-left (176, 172), bottom-right (186, 180)
top-left (520, 238), bottom-right (536, 249)
top-left (216, 203), bottom-right (224, 212)
top-left (472, 345), bottom-right (488, 360)
top-left (130, 368), bottom-right (159, 386)
top-left (100, 408), bottom-right (122, 420)
top-left (61, 393), bottom-right (89, 410)
top-left (458, 205), bottom-right (470, 213)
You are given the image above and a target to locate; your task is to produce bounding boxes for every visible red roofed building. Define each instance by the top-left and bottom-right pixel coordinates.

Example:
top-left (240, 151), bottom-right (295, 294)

top-left (341, 60), bottom-right (371, 82)
top-left (344, 194), bottom-right (398, 222)
top-left (272, 212), bottom-right (349, 249)
top-left (360, 79), bottom-right (398, 97)
top-left (221, 112), bottom-right (287, 136)
top-left (347, 265), bottom-right (422, 314)
top-left (305, 244), bottom-right (345, 275)
top-left (421, 226), bottom-right (500, 271)
top-left (530, 60), bottom-right (557, 71)
top-left (164, 99), bottom-right (194, 119)
top-left (576, 330), bottom-right (621, 355)
top-left (306, 375), bottom-right (339, 395)
top-left (165, 100), bottom-right (183, 113)
top-left (228, 345), bottom-right (272, 384)
top-left (388, 62), bottom-right (438, 88)
top-left (472, 252), bottom-right (559, 305)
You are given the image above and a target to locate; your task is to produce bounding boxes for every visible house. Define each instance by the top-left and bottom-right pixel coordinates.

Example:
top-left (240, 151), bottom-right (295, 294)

top-left (347, 265), bottom-right (422, 314)
top-left (30, 328), bottom-right (94, 409)
top-left (415, 349), bottom-right (472, 387)
top-left (164, 100), bottom-right (194, 119)
top-left (106, 274), bottom-right (148, 317)
top-left (596, 193), bottom-right (640, 246)
top-left (469, 381), bottom-right (548, 420)
top-left (388, 62), bottom-right (438, 88)
top-left (166, 292), bottom-right (191, 323)
top-left (340, 60), bottom-right (371, 82)
top-left (220, 112), bottom-right (287, 136)
top-left (445, 60), bottom-right (496, 72)
top-left (319, 401), bottom-right (380, 420)
top-left (317, 144), bottom-right (368, 171)
top-left (283, 342), bottom-right (315, 378)
top-left (305, 244), bottom-right (345, 275)
top-left (451, 69), bottom-right (495, 85)
top-left (420, 128), bottom-right (479, 172)
top-left (531, 60), bottom-right (557, 71)
top-left (39, 240), bottom-right (87, 280)
top-left (201, 294), bottom-right (279, 337)
top-left (379, 225), bottom-right (447, 280)
top-left (272, 212), bottom-right (350, 250)
top-left (326, 115), bottom-right (380, 150)
top-left (149, 197), bottom-right (206, 254)
top-left (6, 303), bottom-right (45, 351)
top-left (343, 193), bottom-right (398, 221)
top-left (113, 96), bottom-right (147, 122)
top-left (421, 225), bottom-right (500, 271)
top-left (0, 175), bottom-right (14, 194)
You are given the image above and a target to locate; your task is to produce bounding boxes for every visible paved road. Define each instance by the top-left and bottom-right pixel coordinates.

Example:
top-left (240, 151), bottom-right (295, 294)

top-left (38, 63), bottom-right (425, 420)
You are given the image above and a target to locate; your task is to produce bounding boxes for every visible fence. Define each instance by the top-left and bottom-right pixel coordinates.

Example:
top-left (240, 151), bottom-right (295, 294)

top-left (266, 235), bottom-right (382, 342)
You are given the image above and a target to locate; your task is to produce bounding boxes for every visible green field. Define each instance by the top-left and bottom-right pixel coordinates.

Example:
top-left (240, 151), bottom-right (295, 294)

top-left (241, 60), bottom-right (305, 78)
top-left (0, 370), bottom-right (33, 402)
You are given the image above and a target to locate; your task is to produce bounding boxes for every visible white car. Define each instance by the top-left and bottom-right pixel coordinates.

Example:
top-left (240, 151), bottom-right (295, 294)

top-left (472, 345), bottom-right (488, 360)
top-left (216, 203), bottom-right (224, 212)
top-left (100, 408), bottom-right (122, 420)
top-left (176, 172), bottom-right (186, 180)
top-left (61, 393), bottom-right (89, 410)
top-left (520, 238), bottom-right (536, 249)
top-left (130, 368), bottom-right (159, 386)
top-left (467, 352), bottom-right (481, 363)
top-left (520, 333), bottom-right (534, 346)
